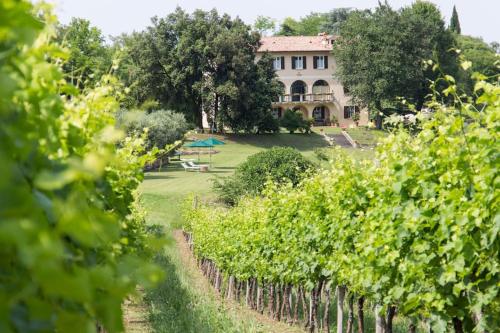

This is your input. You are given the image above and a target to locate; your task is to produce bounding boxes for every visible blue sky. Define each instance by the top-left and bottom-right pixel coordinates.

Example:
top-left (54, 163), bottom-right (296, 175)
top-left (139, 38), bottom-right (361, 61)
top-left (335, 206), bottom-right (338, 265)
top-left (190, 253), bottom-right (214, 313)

top-left (50, 0), bottom-right (499, 43)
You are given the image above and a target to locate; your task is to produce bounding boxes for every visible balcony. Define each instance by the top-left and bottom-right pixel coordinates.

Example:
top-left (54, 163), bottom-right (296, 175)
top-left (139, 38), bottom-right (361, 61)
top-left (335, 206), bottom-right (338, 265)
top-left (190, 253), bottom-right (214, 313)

top-left (274, 93), bottom-right (334, 103)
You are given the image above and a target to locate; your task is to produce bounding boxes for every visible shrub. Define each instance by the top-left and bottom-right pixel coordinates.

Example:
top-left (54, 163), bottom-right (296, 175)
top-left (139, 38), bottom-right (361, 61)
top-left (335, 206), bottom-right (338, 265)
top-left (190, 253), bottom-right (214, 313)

top-left (118, 109), bottom-right (189, 150)
top-left (256, 111), bottom-right (280, 134)
top-left (213, 147), bottom-right (314, 205)
top-left (314, 148), bottom-right (329, 161)
top-left (280, 109), bottom-right (312, 134)
top-left (280, 109), bottom-right (304, 133)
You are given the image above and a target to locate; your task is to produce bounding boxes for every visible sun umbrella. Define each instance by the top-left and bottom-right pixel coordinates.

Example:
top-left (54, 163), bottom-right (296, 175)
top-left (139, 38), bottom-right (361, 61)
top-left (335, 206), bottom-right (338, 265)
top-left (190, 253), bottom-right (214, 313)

top-left (184, 140), bottom-right (215, 165)
top-left (202, 137), bottom-right (225, 145)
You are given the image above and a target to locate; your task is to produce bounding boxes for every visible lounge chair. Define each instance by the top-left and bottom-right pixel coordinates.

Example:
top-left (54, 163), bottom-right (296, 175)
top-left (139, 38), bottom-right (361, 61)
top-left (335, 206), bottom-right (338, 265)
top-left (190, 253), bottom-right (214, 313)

top-left (181, 162), bottom-right (200, 172)
top-left (187, 161), bottom-right (209, 168)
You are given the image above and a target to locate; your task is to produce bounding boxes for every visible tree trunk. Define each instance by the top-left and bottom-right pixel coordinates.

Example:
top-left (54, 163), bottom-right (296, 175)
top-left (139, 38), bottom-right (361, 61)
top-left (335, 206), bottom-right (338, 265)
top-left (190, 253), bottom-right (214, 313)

top-left (323, 285), bottom-right (331, 333)
top-left (374, 101), bottom-right (383, 129)
top-left (309, 282), bottom-right (322, 333)
top-left (268, 284), bottom-right (275, 318)
top-left (246, 280), bottom-right (251, 307)
top-left (280, 285), bottom-right (287, 321)
top-left (300, 286), bottom-right (310, 328)
top-left (386, 306), bottom-right (396, 333)
top-left (276, 284), bottom-right (282, 321)
top-left (215, 269), bottom-right (221, 293)
top-left (346, 294), bottom-right (354, 333)
top-left (357, 296), bottom-right (365, 333)
top-left (409, 323), bottom-right (416, 333)
top-left (257, 282), bottom-right (264, 314)
top-left (337, 286), bottom-right (346, 333)
top-left (293, 287), bottom-right (300, 324)
top-left (375, 304), bottom-right (386, 333)
top-left (227, 276), bottom-right (235, 300)
top-left (285, 285), bottom-right (293, 324)
top-left (452, 318), bottom-right (464, 333)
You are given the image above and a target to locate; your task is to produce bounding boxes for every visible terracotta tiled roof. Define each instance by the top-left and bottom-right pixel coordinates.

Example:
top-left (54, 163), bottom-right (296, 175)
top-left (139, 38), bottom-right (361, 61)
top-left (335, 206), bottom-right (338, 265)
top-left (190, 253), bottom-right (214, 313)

top-left (257, 35), bottom-right (335, 52)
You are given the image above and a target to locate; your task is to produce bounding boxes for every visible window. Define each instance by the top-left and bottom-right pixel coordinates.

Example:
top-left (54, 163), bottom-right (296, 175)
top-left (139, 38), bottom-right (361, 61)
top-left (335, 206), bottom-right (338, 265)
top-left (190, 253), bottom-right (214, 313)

top-left (313, 56), bottom-right (328, 69)
top-left (344, 106), bottom-right (360, 119)
top-left (292, 56), bottom-right (306, 70)
top-left (273, 57), bottom-right (281, 70)
top-left (317, 56), bottom-right (325, 69)
top-left (273, 57), bottom-right (285, 70)
top-left (295, 56), bottom-right (303, 69)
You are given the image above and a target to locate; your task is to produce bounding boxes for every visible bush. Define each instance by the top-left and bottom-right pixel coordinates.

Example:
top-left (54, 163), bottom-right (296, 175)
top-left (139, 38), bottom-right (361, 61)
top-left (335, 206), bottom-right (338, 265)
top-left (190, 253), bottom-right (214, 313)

top-left (118, 109), bottom-right (189, 150)
top-left (213, 147), bottom-right (314, 205)
top-left (280, 109), bottom-right (312, 134)
top-left (280, 109), bottom-right (303, 133)
top-left (256, 111), bottom-right (280, 134)
top-left (314, 148), bottom-right (329, 161)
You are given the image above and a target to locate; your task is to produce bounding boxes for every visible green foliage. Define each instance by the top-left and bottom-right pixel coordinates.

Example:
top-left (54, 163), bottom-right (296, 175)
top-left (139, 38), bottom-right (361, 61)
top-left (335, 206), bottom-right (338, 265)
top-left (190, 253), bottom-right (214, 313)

top-left (213, 147), bottom-right (314, 205)
top-left (116, 8), bottom-right (280, 131)
top-left (280, 109), bottom-right (311, 133)
top-left (186, 72), bottom-right (500, 332)
top-left (253, 16), bottom-right (276, 36)
top-left (255, 111), bottom-right (280, 134)
top-left (276, 9), bottom-right (351, 36)
top-left (117, 109), bottom-right (189, 150)
top-left (449, 5), bottom-right (461, 34)
top-left (56, 17), bottom-right (111, 89)
top-left (333, 2), bottom-right (458, 127)
top-left (0, 2), bottom-right (163, 331)
top-left (455, 35), bottom-right (500, 93)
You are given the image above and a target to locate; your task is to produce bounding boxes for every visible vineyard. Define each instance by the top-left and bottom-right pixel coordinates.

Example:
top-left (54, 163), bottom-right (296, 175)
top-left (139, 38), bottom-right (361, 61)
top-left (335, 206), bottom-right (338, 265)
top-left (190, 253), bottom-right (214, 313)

top-left (184, 79), bottom-right (499, 333)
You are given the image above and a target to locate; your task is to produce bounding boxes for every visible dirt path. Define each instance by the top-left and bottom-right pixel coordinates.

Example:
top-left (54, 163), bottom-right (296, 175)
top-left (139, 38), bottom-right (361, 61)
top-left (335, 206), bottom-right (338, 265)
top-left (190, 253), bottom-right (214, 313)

top-left (172, 230), bottom-right (305, 333)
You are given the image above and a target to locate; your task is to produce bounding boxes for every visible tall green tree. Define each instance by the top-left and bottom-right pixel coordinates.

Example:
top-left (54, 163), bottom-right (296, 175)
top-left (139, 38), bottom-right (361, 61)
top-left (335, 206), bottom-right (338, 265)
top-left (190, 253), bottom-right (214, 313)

top-left (455, 35), bottom-right (499, 93)
top-left (276, 10), bottom-right (352, 36)
top-left (449, 5), bottom-right (461, 34)
top-left (56, 18), bottom-right (111, 88)
top-left (120, 8), bottom-right (279, 131)
top-left (253, 16), bottom-right (276, 36)
top-left (332, 1), bottom-right (457, 128)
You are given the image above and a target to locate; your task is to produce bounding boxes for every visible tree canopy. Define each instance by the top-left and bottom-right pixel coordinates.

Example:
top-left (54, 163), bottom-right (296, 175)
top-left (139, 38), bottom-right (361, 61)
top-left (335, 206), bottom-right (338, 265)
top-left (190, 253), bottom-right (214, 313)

top-left (116, 8), bottom-right (280, 131)
top-left (56, 18), bottom-right (111, 88)
top-left (276, 9), bottom-right (352, 36)
top-left (332, 1), bottom-right (457, 127)
top-left (449, 5), bottom-right (461, 34)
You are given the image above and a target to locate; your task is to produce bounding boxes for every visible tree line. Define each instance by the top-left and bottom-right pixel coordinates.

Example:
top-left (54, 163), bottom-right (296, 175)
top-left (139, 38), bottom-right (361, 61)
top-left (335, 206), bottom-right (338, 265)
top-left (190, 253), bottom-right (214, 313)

top-left (56, 3), bottom-right (498, 132)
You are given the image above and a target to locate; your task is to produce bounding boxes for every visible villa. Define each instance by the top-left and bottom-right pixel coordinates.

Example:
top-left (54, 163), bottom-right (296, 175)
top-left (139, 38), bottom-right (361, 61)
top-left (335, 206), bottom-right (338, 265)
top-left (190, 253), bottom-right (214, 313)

top-left (256, 33), bottom-right (369, 126)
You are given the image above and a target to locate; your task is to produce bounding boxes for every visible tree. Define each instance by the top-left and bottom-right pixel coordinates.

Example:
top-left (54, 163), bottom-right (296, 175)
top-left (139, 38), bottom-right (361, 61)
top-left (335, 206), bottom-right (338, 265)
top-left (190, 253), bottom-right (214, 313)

top-left (56, 18), bottom-right (111, 88)
top-left (455, 35), bottom-right (500, 93)
top-left (332, 2), bottom-right (457, 128)
top-left (254, 16), bottom-right (276, 36)
top-left (276, 10), bottom-right (352, 36)
top-left (449, 5), bottom-right (461, 34)
top-left (118, 8), bottom-right (279, 131)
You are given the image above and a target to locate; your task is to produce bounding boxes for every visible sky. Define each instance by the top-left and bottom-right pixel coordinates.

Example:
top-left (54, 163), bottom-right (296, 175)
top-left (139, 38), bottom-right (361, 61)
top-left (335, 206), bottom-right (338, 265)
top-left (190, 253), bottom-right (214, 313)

top-left (50, 0), bottom-right (499, 43)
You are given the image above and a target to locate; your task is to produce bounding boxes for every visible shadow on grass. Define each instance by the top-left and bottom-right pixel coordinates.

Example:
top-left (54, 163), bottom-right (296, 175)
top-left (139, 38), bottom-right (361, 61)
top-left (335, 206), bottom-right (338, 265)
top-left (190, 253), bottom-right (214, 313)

top-left (144, 173), bottom-right (173, 180)
top-left (223, 132), bottom-right (328, 152)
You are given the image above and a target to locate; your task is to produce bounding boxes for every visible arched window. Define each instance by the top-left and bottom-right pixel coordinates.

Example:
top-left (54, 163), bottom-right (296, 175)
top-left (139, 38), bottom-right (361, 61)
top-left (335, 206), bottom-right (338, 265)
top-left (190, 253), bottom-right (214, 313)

top-left (313, 106), bottom-right (326, 121)
top-left (291, 81), bottom-right (307, 102)
top-left (312, 80), bottom-right (330, 101)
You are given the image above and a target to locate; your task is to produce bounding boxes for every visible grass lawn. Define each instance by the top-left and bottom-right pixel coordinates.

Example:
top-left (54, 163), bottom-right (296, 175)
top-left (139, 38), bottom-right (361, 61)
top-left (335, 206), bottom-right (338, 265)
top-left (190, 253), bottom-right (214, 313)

top-left (140, 132), bottom-right (330, 227)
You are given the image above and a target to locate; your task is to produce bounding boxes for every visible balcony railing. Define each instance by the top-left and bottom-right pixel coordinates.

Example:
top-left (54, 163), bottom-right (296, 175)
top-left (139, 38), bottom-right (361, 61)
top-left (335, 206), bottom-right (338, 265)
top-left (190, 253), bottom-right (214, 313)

top-left (274, 93), bottom-right (334, 103)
